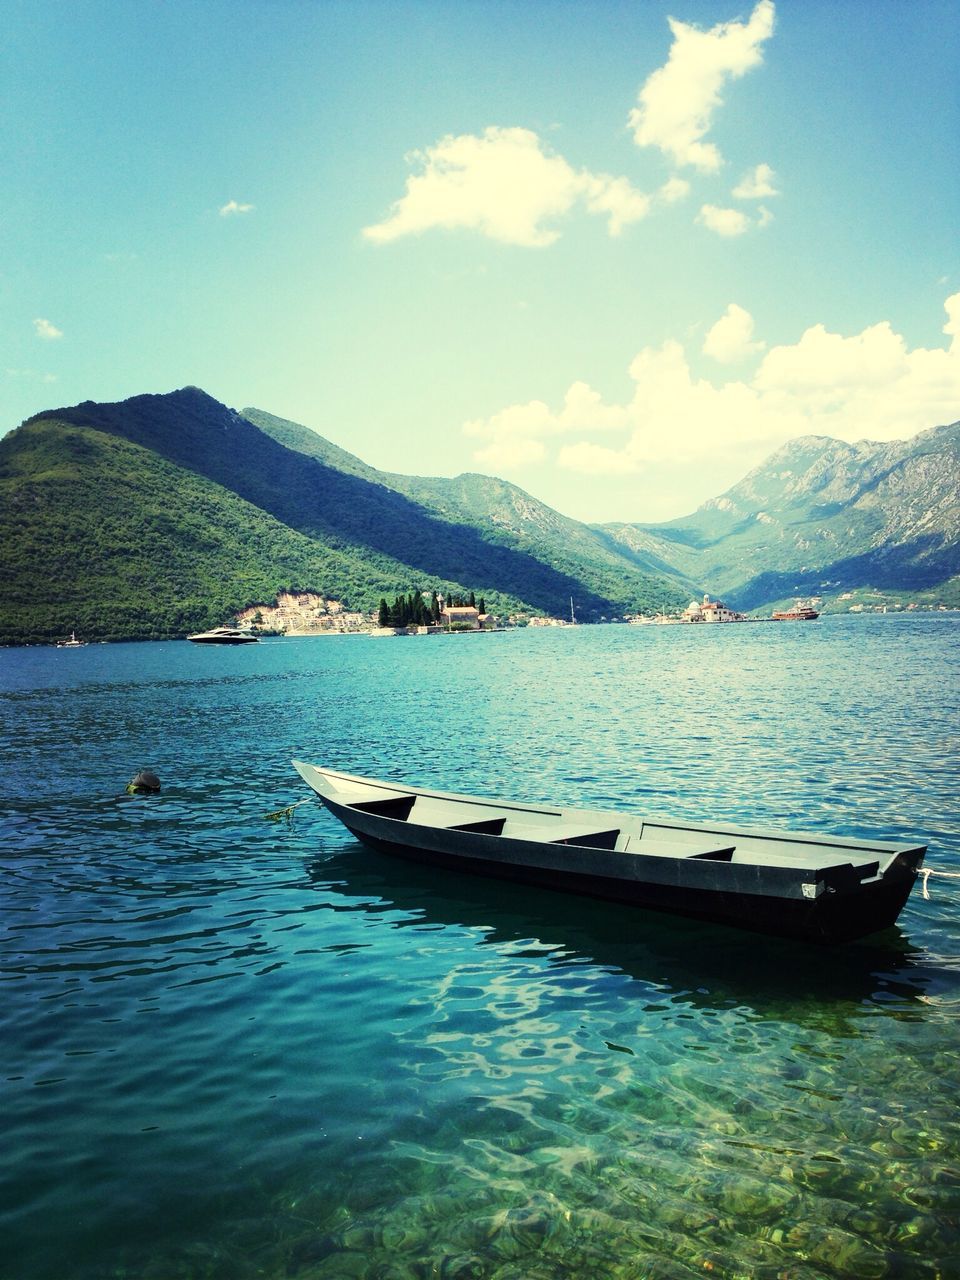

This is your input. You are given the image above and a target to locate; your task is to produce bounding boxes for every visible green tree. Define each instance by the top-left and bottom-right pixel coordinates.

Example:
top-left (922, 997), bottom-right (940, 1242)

top-left (378, 598), bottom-right (389, 627)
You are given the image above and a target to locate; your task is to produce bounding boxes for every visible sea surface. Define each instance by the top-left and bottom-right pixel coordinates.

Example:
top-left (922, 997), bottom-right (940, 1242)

top-left (1, 616), bottom-right (958, 1280)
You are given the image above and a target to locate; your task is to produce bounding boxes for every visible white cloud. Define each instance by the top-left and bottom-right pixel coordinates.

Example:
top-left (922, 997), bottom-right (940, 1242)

top-left (363, 126), bottom-right (651, 247)
top-left (697, 204), bottom-right (750, 236)
top-left (944, 292), bottom-right (960, 340)
top-left (629, 0), bottom-right (776, 172)
top-left (33, 318), bottom-right (63, 340)
top-left (364, 2), bottom-right (779, 250)
top-left (465, 398), bottom-right (557, 442)
top-left (559, 441), bottom-right (641, 475)
top-left (697, 203), bottom-right (773, 235)
top-left (582, 174), bottom-right (651, 236)
top-left (622, 340), bottom-right (768, 462)
top-left (703, 304), bottom-right (765, 363)
top-left (658, 176), bottom-right (691, 203)
top-left (754, 321), bottom-right (908, 397)
top-left (733, 163), bottom-right (778, 198)
top-left (557, 380), bottom-right (632, 433)
top-left (219, 200), bottom-right (254, 216)
top-left (473, 436), bottom-right (547, 470)
top-left (6, 367), bottom-right (58, 382)
top-left (465, 293), bottom-right (960, 485)
top-left (465, 381), bottom-right (629, 457)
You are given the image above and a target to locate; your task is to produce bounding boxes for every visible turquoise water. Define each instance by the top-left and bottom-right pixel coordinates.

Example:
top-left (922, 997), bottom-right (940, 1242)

top-left (1, 617), bottom-right (958, 1280)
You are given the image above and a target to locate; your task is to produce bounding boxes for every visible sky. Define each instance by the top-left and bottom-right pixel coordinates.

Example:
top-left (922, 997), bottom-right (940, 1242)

top-left (2, 0), bottom-right (958, 523)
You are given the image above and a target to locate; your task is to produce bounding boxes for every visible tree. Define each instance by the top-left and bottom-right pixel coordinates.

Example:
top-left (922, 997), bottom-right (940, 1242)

top-left (378, 598), bottom-right (390, 627)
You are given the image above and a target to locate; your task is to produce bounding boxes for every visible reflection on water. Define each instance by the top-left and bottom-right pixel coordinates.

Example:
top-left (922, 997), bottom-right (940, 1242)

top-left (299, 847), bottom-right (959, 1280)
top-left (309, 848), bottom-right (942, 1028)
top-left (1, 619), bottom-right (958, 1279)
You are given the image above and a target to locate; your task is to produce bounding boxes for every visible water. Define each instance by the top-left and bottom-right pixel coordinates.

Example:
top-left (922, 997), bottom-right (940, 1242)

top-left (1, 617), bottom-right (958, 1280)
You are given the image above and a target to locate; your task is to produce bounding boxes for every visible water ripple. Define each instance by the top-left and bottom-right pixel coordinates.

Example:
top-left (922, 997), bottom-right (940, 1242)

top-left (1, 618), bottom-right (958, 1279)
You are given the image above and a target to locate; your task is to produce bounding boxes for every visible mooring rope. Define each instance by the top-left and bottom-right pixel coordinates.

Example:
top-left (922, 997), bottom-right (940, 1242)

top-left (264, 797), bottom-right (315, 822)
top-left (919, 867), bottom-right (960, 899)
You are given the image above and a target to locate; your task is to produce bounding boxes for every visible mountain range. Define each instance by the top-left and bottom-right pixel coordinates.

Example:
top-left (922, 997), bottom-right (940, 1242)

top-left (602, 422), bottom-right (960, 611)
top-left (0, 388), bottom-right (686, 643)
top-left (1, 387), bottom-right (957, 644)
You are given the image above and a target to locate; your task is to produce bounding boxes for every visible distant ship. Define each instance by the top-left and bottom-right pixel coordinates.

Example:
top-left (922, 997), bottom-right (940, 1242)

top-left (56, 631), bottom-right (86, 648)
top-left (772, 602), bottom-right (820, 622)
top-left (187, 626), bottom-right (259, 645)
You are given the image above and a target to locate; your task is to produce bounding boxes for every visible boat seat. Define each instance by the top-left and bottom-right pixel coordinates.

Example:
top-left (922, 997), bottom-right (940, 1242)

top-left (408, 797), bottom-right (509, 830)
top-left (620, 836), bottom-right (738, 861)
top-left (496, 819), bottom-right (619, 849)
top-left (548, 826), bottom-right (621, 850)
top-left (450, 817), bottom-right (507, 835)
top-left (637, 822), bottom-right (724, 846)
top-left (346, 794), bottom-right (417, 821)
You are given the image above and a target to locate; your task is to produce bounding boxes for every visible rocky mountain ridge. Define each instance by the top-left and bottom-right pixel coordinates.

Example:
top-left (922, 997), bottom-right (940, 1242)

top-left (601, 422), bottom-right (960, 610)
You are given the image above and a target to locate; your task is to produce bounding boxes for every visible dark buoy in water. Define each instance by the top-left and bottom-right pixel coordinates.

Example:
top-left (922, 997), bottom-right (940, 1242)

top-left (126, 769), bottom-right (161, 795)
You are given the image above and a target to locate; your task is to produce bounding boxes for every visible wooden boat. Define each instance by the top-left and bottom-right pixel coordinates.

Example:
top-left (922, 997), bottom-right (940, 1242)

top-left (292, 763), bottom-right (926, 944)
top-left (187, 626), bottom-right (259, 644)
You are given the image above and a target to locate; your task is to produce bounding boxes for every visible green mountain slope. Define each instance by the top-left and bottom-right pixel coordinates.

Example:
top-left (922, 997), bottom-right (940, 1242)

top-left (241, 407), bottom-right (383, 482)
top-left (601, 422), bottom-right (960, 610)
top-left (1, 389), bottom-right (686, 643)
top-left (247, 406), bottom-right (693, 614)
top-left (0, 418), bottom-right (443, 642)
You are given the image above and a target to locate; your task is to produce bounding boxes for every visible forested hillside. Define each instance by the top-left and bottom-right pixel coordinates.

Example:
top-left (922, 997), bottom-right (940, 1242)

top-left (6, 385), bottom-right (953, 645)
top-left (0, 389), bottom-right (686, 643)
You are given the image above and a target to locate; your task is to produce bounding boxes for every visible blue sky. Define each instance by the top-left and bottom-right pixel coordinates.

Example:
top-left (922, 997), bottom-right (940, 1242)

top-left (3, 0), bottom-right (958, 521)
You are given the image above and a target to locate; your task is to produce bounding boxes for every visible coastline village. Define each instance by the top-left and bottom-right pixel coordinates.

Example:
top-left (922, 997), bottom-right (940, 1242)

top-left (233, 589), bottom-right (761, 636)
top-left (230, 588), bottom-right (951, 638)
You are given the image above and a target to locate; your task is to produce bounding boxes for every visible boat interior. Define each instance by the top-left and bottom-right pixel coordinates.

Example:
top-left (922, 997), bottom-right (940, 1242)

top-left (308, 768), bottom-right (893, 878)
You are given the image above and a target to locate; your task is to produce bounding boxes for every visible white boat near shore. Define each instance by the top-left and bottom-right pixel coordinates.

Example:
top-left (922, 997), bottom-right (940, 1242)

top-left (187, 626), bottom-right (259, 645)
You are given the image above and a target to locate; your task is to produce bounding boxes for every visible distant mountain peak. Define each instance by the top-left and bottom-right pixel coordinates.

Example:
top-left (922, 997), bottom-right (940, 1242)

top-left (600, 419), bottom-right (960, 611)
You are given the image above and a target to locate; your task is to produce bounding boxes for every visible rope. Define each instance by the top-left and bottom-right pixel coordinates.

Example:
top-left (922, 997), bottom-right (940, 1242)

top-left (264, 797), bottom-right (315, 822)
top-left (919, 867), bottom-right (960, 899)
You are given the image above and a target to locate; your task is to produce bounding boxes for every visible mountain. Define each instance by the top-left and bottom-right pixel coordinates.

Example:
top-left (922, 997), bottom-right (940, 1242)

top-left (0, 388), bottom-right (686, 643)
top-left (601, 422), bottom-right (960, 610)
top-left (6, 387), bottom-right (955, 645)
top-left (245, 407), bottom-right (701, 612)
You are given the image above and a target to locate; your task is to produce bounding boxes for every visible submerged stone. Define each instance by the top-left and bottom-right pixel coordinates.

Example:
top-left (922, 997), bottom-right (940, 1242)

top-left (126, 769), bottom-right (161, 794)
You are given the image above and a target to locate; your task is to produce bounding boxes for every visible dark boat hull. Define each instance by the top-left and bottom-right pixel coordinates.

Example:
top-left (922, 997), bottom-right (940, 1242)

top-left (343, 817), bottom-right (917, 944)
top-left (188, 636), bottom-right (258, 644)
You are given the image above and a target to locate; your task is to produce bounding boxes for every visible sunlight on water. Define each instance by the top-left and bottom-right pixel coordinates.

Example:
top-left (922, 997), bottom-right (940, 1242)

top-left (1, 618), bottom-right (958, 1279)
